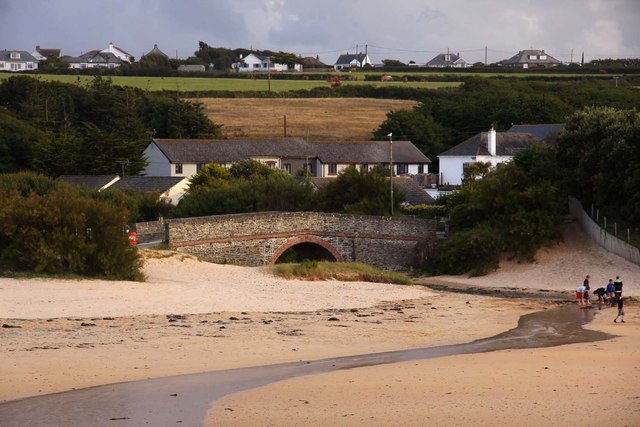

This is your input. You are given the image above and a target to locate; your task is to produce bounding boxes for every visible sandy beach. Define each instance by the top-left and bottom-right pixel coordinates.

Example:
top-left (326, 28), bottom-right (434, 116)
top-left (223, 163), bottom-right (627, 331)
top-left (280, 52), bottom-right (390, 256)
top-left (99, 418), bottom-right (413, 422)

top-left (1, 223), bottom-right (639, 425)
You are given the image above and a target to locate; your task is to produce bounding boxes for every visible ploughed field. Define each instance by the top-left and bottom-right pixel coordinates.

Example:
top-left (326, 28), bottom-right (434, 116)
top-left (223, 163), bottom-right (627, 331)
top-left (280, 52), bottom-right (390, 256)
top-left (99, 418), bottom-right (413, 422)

top-left (191, 97), bottom-right (418, 139)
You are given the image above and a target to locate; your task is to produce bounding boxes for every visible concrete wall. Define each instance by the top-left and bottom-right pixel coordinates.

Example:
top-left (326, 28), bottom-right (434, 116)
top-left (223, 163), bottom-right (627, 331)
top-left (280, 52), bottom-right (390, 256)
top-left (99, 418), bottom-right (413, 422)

top-left (166, 211), bottom-right (436, 270)
top-left (568, 197), bottom-right (640, 265)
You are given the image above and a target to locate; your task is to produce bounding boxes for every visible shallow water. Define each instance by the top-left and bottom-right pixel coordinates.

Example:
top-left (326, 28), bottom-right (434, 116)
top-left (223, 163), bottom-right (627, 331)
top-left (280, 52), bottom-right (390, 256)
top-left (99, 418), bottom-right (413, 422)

top-left (0, 304), bottom-right (613, 427)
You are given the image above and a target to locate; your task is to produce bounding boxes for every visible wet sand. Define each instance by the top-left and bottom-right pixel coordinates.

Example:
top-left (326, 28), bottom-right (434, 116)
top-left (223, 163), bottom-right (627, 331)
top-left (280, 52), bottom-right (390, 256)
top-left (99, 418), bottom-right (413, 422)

top-left (0, 223), bottom-right (638, 425)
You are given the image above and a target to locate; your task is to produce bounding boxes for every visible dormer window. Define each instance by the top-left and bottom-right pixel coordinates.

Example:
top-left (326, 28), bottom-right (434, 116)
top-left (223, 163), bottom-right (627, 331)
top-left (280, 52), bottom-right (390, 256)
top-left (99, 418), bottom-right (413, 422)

top-left (10, 52), bottom-right (20, 59)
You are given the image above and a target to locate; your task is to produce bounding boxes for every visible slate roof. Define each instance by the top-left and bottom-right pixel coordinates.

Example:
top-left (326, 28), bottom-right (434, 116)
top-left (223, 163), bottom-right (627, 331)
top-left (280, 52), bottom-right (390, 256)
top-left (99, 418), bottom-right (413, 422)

top-left (506, 124), bottom-right (565, 141)
top-left (312, 141), bottom-right (431, 164)
top-left (150, 138), bottom-right (431, 165)
top-left (335, 53), bottom-right (367, 65)
top-left (62, 51), bottom-right (123, 64)
top-left (144, 44), bottom-right (168, 58)
top-left (501, 49), bottom-right (561, 66)
top-left (107, 176), bottom-right (187, 194)
top-left (0, 50), bottom-right (38, 62)
top-left (438, 132), bottom-right (542, 157)
top-left (35, 47), bottom-right (61, 58)
top-left (151, 138), bottom-right (314, 163)
top-left (57, 175), bottom-right (119, 191)
top-left (426, 53), bottom-right (467, 67)
top-left (393, 177), bottom-right (434, 205)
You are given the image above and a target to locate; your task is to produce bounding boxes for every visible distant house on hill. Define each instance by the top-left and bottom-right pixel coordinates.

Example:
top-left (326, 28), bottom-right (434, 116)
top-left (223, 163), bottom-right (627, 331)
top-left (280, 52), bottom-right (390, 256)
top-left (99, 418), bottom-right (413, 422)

top-left (438, 128), bottom-right (542, 186)
top-left (334, 52), bottom-right (372, 71)
top-left (31, 45), bottom-right (61, 61)
top-left (232, 53), bottom-right (303, 72)
top-left (499, 49), bottom-right (562, 68)
top-left (0, 50), bottom-right (39, 72)
top-left (426, 52), bottom-right (468, 68)
top-left (142, 44), bottom-right (169, 59)
top-left (302, 55), bottom-right (327, 69)
top-left (62, 50), bottom-right (124, 69)
top-left (142, 138), bottom-right (430, 179)
top-left (101, 42), bottom-right (134, 63)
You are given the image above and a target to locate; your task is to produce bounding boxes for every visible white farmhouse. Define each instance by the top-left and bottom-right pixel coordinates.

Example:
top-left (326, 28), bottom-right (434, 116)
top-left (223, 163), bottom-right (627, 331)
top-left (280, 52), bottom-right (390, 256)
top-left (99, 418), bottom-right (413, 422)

top-left (438, 128), bottom-right (541, 186)
top-left (0, 50), bottom-right (39, 72)
top-left (232, 53), bottom-right (303, 72)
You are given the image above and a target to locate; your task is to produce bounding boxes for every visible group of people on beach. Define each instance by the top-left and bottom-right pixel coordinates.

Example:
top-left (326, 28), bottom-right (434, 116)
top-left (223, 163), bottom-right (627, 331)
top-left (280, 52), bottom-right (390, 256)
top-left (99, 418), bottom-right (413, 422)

top-left (576, 274), bottom-right (625, 322)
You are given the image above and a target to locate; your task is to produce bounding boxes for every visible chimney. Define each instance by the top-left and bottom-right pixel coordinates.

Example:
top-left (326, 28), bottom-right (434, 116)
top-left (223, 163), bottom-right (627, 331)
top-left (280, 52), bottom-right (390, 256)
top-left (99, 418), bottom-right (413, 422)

top-left (488, 126), bottom-right (497, 156)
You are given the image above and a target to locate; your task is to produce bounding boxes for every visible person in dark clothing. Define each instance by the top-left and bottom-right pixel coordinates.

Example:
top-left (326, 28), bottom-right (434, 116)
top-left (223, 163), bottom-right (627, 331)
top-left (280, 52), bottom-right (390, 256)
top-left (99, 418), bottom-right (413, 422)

top-left (613, 276), bottom-right (623, 301)
top-left (614, 297), bottom-right (625, 323)
top-left (593, 287), bottom-right (606, 303)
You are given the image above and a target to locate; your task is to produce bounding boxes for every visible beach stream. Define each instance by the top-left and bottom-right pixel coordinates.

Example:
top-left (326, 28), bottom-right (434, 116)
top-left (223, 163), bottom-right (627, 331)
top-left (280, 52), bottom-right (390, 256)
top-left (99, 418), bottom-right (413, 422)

top-left (0, 303), bottom-right (614, 426)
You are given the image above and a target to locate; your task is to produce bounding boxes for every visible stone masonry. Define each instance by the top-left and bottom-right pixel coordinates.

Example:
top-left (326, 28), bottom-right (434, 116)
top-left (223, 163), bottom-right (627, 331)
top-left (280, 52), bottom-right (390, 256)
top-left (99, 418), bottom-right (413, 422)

top-left (166, 212), bottom-right (437, 270)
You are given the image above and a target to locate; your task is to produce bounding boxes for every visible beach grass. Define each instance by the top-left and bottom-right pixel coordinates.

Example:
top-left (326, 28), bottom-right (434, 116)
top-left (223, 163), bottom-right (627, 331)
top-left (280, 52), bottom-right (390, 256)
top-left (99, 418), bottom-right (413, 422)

top-left (270, 261), bottom-right (412, 285)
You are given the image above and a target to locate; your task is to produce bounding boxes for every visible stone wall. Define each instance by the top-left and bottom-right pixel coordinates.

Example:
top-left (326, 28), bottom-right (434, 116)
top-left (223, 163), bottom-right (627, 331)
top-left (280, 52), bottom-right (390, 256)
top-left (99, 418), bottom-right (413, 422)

top-left (166, 212), bottom-right (436, 270)
top-left (134, 220), bottom-right (167, 244)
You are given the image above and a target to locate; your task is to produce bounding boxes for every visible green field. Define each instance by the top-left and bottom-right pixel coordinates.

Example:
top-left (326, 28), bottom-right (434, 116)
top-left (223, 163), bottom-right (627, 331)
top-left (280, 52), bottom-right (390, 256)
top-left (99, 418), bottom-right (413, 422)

top-left (0, 73), bottom-right (461, 92)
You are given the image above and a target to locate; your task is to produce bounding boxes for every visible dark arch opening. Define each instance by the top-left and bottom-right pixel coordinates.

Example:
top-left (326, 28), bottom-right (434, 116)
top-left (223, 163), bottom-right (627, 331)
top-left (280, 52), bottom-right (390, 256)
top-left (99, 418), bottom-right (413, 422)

top-left (275, 242), bottom-right (338, 264)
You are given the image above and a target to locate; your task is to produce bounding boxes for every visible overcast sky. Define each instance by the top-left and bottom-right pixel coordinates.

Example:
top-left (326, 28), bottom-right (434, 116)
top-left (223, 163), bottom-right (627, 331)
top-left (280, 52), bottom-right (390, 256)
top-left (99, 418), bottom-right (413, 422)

top-left (1, 0), bottom-right (638, 65)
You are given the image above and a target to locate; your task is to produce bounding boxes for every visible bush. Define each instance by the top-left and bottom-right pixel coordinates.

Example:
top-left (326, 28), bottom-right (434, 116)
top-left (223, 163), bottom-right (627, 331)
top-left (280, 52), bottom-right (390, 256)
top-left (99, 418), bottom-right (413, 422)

top-left (0, 174), bottom-right (143, 280)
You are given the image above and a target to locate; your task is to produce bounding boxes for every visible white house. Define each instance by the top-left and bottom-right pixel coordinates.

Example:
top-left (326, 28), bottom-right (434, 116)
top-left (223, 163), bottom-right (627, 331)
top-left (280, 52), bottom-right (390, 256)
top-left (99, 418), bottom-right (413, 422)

top-left (143, 138), bottom-right (430, 180)
top-left (0, 50), bottom-right (39, 72)
top-left (100, 42), bottom-right (134, 63)
top-left (334, 52), bottom-right (372, 71)
top-left (426, 52), bottom-right (468, 68)
top-left (499, 49), bottom-right (562, 68)
top-left (438, 128), bottom-right (541, 186)
top-left (232, 53), bottom-right (303, 72)
top-left (63, 51), bottom-right (124, 69)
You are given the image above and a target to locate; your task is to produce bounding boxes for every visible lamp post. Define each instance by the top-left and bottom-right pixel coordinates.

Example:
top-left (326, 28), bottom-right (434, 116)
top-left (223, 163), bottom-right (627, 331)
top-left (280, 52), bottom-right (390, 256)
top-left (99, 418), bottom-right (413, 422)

top-left (387, 132), bottom-right (394, 216)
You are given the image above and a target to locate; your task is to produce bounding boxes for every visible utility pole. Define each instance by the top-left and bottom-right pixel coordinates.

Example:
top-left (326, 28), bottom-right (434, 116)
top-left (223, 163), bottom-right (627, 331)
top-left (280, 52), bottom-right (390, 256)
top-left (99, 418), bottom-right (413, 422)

top-left (117, 160), bottom-right (129, 177)
top-left (267, 57), bottom-right (271, 92)
top-left (388, 133), bottom-right (394, 216)
top-left (485, 46), bottom-right (488, 65)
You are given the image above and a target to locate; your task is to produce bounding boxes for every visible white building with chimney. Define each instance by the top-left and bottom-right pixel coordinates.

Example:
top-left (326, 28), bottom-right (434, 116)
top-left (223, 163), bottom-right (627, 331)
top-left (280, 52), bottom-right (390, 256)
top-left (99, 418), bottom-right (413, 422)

top-left (437, 127), bottom-right (541, 186)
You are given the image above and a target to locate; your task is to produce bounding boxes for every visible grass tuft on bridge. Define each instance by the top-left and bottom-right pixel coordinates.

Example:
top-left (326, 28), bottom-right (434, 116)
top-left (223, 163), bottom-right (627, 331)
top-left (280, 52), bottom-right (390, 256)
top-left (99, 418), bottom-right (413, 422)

top-left (270, 261), bottom-right (411, 285)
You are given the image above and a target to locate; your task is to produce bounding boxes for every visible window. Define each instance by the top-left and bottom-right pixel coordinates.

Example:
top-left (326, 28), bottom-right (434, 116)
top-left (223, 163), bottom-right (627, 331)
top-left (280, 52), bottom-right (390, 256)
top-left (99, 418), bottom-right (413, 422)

top-left (418, 164), bottom-right (424, 174)
top-left (397, 163), bottom-right (408, 174)
top-left (283, 163), bottom-right (291, 174)
top-left (27, 62), bottom-right (34, 69)
top-left (328, 163), bottom-right (337, 176)
top-left (196, 163), bottom-right (204, 172)
top-left (175, 163), bottom-right (183, 174)
top-left (303, 163), bottom-right (313, 174)
top-left (10, 52), bottom-right (20, 59)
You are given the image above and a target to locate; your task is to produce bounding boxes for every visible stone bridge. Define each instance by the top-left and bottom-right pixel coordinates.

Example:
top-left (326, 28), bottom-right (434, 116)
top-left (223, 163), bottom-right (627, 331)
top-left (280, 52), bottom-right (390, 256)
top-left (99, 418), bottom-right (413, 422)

top-left (160, 212), bottom-right (437, 271)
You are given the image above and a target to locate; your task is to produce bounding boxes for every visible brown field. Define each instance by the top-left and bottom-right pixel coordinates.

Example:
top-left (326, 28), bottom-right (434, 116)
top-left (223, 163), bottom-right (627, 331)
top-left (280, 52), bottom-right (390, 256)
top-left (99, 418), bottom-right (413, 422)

top-left (191, 98), bottom-right (417, 139)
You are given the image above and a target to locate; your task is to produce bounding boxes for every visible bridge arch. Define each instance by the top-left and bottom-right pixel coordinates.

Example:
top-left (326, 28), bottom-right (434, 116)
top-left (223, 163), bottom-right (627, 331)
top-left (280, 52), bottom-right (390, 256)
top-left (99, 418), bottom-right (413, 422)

top-left (269, 236), bottom-right (345, 264)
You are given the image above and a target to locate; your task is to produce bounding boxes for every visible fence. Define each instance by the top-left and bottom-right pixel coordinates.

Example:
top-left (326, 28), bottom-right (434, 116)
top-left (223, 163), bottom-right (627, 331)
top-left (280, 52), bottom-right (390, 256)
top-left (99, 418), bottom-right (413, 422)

top-left (568, 197), bottom-right (640, 265)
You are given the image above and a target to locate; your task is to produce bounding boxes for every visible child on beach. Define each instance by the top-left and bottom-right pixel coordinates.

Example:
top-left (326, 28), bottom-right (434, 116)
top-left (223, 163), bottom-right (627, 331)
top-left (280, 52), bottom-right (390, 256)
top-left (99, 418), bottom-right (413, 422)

top-left (576, 284), bottom-right (586, 306)
top-left (605, 279), bottom-right (615, 302)
top-left (614, 297), bottom-right (625, 323)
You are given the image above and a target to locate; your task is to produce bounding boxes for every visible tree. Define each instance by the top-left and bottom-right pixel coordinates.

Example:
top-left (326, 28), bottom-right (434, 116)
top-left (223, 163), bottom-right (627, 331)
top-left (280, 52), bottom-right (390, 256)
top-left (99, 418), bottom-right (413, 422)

top-left (314, 166), bottom-right (403, 215)
top-left (374, 109), bottom-right (445, 167)
top-left (428, 144), bottom-right (564, 275)
top-left (382, 59), bottom-right (406, 67)
top-left (556, 106), bottom-right (640, 224)
top-left (270, 51), bottom-right (303, 67)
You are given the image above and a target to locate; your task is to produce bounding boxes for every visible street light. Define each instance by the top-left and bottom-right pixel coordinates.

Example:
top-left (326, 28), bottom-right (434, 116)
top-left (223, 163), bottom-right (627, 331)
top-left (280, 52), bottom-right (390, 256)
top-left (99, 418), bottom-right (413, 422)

top-left (388, 132), bottom-right (394, 216)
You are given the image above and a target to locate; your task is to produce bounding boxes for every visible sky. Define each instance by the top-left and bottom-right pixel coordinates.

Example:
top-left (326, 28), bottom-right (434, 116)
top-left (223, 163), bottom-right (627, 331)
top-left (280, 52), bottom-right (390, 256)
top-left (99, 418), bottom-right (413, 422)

top-left (1, 0), bottom-right (638, 65)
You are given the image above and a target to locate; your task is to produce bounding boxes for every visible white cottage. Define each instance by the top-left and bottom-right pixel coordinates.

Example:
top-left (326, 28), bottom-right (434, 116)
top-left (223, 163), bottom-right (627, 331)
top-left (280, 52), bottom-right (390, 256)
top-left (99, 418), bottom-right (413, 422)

top-left (0, 50), bottom-right (39, 72)
top-left (438, 128), bottom-right (541, 186)
top-left (232, 53), bottom-right (303, 72)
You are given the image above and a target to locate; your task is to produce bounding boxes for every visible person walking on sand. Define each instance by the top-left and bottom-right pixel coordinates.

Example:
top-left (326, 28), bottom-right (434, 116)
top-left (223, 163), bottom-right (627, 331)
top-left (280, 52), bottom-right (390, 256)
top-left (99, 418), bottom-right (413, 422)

top-left (614, 297), bottom-right (625, 323)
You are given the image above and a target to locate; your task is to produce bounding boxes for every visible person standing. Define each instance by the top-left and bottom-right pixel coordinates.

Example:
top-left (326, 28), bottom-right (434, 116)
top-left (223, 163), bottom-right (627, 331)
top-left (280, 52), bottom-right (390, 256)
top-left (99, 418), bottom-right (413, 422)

top-left (613, 276), bottom-right (623, 301)
top-left (583, 275), bottom-right (591, 305)
top-left (614, 297), bottom-right (625, 323)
